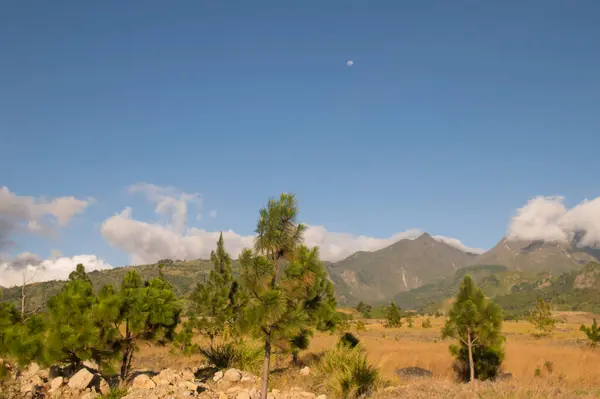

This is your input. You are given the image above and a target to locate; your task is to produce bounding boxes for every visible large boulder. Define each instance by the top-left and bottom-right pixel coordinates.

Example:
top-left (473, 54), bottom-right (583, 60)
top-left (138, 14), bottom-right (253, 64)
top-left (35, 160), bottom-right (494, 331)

top-left (395, 367), bottom-right (433, 379)
top-left (68, 368), bottom-right (95, 391)
top-left (49, 377), bottom-right (64, 391)
top-left (132, 374), bottom-right (157, 389)
top-left (223, 368), bottom-right (242, 382)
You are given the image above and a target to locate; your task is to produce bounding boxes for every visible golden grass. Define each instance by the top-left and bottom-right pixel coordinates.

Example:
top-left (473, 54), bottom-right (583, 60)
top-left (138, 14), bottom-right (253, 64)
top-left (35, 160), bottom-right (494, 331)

top-left (132, 312), bottom-right (600, 396)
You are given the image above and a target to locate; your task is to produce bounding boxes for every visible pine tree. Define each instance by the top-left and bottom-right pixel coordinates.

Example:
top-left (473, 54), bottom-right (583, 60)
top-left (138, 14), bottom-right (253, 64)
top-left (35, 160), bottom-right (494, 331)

top-left (241, 193), bottom-right (337, 399)
top-left (529, 298), bottom-right (555, 337)
top-left (442, 276), bottom-right (504, 383)
top-left (406, 314), bottom-right (414, 328)
top-left (191, 233), bottom-right (242, 346)
top-left (95, 271), bottom-right (182, 381)
top-left (384, 303), bottom-right (402, 328)
top-left (45, 264), bottom-right (104, 369)
top-left (580, 318), bottom-right (600, 348)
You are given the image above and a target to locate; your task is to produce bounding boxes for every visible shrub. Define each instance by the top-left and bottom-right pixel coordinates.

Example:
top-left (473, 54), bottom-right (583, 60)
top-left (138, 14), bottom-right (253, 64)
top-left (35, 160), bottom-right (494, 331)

top-left (422, 318), bottom-right (432, 328)
top-left (199, 342), bottom-right (262, 373)
top-left (315, 345), bottom-right (381, 398)
top-left (338, 333), bottom-right (360, 349)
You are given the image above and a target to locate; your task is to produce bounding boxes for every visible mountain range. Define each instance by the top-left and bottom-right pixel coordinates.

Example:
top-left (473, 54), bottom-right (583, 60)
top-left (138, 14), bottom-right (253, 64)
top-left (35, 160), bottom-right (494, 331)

top-left (2, 232), bottom-right (599, 313)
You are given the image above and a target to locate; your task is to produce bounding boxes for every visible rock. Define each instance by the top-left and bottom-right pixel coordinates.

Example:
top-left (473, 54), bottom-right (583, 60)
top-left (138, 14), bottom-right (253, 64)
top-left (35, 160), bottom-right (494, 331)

top-left (316, 395), bottom-right (327, 399)
top-left (156, 368), bottom-right (179, 385)
top-left (132, 374), bottom-right (157, 389)
top-left (237, 392), bottom-right (250, 399)
top-left (291, 387), bottom-right (303, 392)
top-left (83, 360), bottom-right (99, 371)
top-left (299, 366), bottom-right (310, 376)
top-left (97, 377), bottom-right (110, 395)
top-left (68, 368), bottom-right (95, 391)
top-left (49, 377), bottom-right (64, 391)
top-left (218, 393), bottom-right (228, 399)
top-left (249, 387), bottom-right (260, 399)
top-left (20, 383), bottom-right (34, 393)
top-left (181, 368), bottom-right (195, 381)
top-left (395, 367), bottom-right (433, 379)
top-left (178, 381), bottom-right (199, 391)
top-left (80, 392), bottom-right (99, 399)
top-left (227, 386), bottom-right (243, 395)
top-left (23, 362), bottom-right (40, 377)
top-left (241, 375), bottom-right (255, 383)
top-left (224, 368), bottom-right (242, 382)
top-left (213, 370), bottom-right (224, 382)
top-left (299, 393), bottom-right (315, 398)
top-left (28, 374), bottom-right (43, 386)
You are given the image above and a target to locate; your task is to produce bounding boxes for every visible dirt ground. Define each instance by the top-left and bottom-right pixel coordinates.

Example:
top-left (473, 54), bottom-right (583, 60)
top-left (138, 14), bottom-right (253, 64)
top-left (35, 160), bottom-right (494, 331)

top-left (132, 311), bottom-right (600, 397)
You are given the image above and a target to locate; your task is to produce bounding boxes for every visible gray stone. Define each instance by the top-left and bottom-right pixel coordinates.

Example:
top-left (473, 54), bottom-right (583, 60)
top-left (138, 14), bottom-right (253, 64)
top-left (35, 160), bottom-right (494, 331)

top-left (237, 391), bottom-right (250, 399)
top-left (395, 367), bottom-right (433, 379)
top-left (68, 368), bottom-right (95, 391)
top-left (213, 370), bottom-right (224, 382)
top-left (132, 374), bottom-right (157, 389)
top-left (299, 366), bottom-right (310, 376)
top-left (224, 368), bottom-right (242, 382)
top-left (49, 377), bottom-right (64, 391)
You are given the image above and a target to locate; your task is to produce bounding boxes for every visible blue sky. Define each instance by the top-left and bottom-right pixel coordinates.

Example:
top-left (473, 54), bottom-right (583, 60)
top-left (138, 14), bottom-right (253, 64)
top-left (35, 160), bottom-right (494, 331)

top-left (1, 1), bottom-right (600, 273)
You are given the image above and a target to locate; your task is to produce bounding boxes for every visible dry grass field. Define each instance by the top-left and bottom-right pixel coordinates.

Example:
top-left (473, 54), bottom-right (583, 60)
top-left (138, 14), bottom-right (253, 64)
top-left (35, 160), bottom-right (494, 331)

top-left (132, 311), bottom-right (600, 398)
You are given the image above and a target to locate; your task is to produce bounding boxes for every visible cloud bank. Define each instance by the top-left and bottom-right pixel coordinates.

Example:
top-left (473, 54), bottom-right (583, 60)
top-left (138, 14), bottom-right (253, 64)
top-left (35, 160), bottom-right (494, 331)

top-left (507, 196), bottom-right (600, 248)
top-left (0, 186), bottom-right (92, 250)
top-left (0, 253), bottom-right (113, 287)
top-left (101, 184), bottom-right (486, 265)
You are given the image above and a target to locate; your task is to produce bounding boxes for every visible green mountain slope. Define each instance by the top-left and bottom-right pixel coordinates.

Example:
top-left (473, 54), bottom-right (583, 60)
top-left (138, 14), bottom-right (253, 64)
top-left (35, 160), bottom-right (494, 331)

top-left (327, 233), bottom-right (477, 305)
top-left (393, 264), bottom-right (534, 310)
top-left (495, 261), bottom-right (600, 314)
top-left (470, 239), bottom-right (597, 274)
top-left (0, 259), bottom-right (223, 309)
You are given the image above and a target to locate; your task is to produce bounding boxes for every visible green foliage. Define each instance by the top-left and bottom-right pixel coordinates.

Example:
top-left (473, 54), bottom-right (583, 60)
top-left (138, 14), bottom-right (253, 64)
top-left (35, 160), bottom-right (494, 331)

top-left (241, 193), bottom-right (338, 397)
top-left (384, 303), bottom-right (402, 328)
top-left (199, 342), bottom-right (262, 373)
top-left (95, 271), bottom-right (182, 380)
top-left (290, 329), bottom-right (313, 365)
top-left (442, 276), bottom-right (505, 382)
top-left (315, 345), bottom-right (380, 398)
top-left (191, 233), bottom-right (243, 344)
top-left (406, 314), bottom-right (414, 328)
top-left (355, 302), bottom-right (372, 318)
top-left (580, 318), bottom-right (600, 348)
top-left (355, 320), bottom-right (367, 332)
top-left (421, 318), bottom-right (432, 328)
top-left (45, 266), bottom-right (107, 369)
top-left (338, 332), bottom-right (360, 349)
top-left (529, 298), bottom-right (556, 337)
top-left (171, 320), bottom-right (199, 355)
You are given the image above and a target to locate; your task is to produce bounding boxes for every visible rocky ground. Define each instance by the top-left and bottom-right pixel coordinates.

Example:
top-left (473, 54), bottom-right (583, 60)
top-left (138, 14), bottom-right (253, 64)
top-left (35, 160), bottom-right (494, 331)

top-left (2, 363), bottom-right (325, 399)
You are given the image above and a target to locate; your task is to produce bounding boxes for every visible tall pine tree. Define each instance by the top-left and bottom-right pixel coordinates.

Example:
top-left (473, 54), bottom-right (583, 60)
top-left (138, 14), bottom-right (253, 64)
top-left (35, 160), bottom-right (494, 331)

top-left (191, 233), bottom-right (242, 346)
top-left (240, 194), bottom-right (337, 399)
top-left (45, 264), bottom-right (103, 369)
top-left (95, 271), bottom-right (182, 381)
top-left (442, 276), bottom-right (504, 383)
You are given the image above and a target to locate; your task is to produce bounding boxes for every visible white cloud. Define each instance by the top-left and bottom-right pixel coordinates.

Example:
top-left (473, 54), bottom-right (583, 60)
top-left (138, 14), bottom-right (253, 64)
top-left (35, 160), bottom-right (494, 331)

top-left (432, 235), bottom-right (486, 254)
top-left (346, 60), bottom-right (354, 66)
top-left (507, 195), bottom-right (600, 247)
top-left (0, 186), bottom-right (92, 250)
top-left (129, 183), bottom-right (201, 233)
top-left (101, 183), bottom-right (485, 264)
top-left (0, 253), bottom-right (113, 287)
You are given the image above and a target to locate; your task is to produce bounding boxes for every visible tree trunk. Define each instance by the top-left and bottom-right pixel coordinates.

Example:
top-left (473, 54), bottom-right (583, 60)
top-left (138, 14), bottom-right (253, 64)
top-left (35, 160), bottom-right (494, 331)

top-left (21, 284), bottom-right (26, 320)
top-left (261, 335), bottom-right (271, 399)
top-left (120, 345), bottom-right (130, 382)
top-left (467, 326), bottom-right (475, 383)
